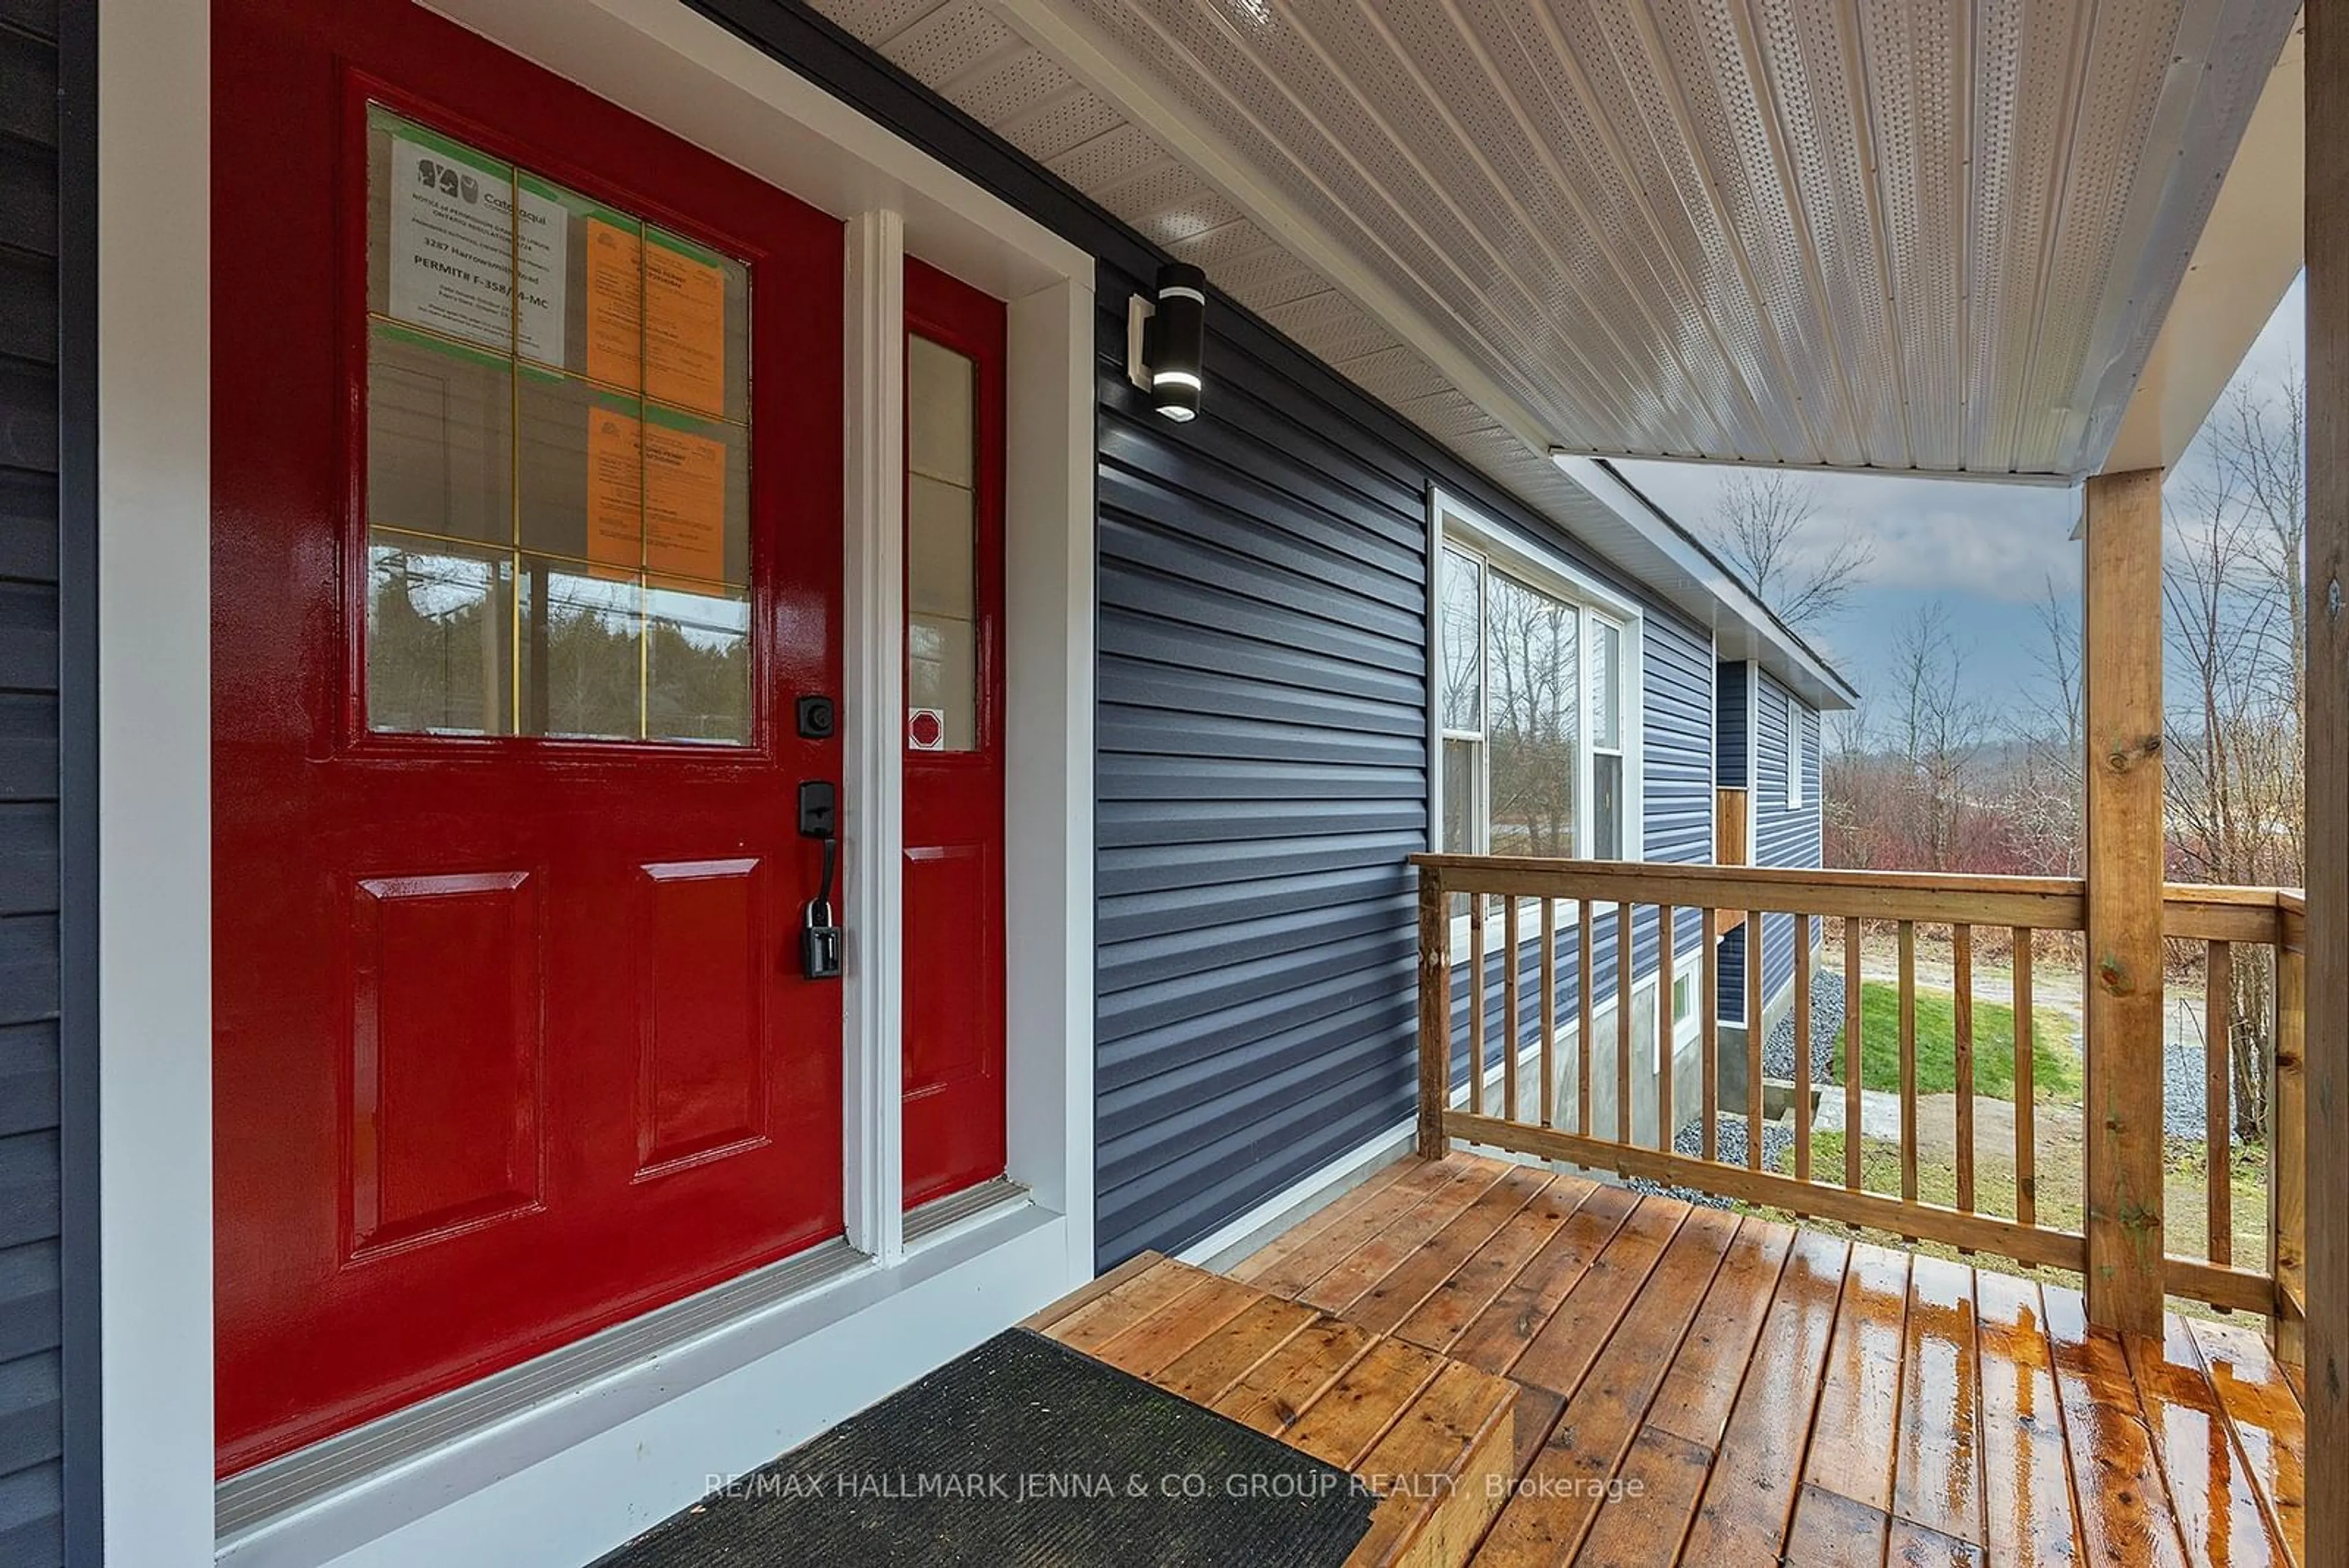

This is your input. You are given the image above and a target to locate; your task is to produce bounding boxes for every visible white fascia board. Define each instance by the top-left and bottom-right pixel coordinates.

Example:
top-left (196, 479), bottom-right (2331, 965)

top-left (2102, 23), bottom-right (2305, 476)
top-left (1553, 455), bottom-right (1860, 711)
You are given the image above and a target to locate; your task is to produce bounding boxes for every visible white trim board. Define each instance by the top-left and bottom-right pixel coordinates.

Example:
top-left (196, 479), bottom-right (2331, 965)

top-left (101, 0), bottom-right (1099, 1563)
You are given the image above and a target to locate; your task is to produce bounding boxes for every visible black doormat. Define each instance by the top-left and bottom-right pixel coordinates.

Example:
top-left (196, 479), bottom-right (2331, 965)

top-left (593, 1328), bottom-right (1376, 1567)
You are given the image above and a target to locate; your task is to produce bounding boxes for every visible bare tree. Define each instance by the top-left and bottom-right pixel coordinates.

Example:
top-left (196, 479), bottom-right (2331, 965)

top-left (1702, 471), bottom-right (1876, 631)
top-left (2164, 384), bottom-right (2307, 1142)
top-left (2009, 576), bottom-right (2086, 878)
top-left (2201, 376), bottom-right (2307, 730)
top-left (1884, 600), bottom-right (1989, 872)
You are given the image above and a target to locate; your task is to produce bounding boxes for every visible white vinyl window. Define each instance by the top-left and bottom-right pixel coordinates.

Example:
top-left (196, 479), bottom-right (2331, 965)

top-left (1433, 499), bottom-right (1642, 932)
top-left (1784, 690), bottom-right (1804, 808)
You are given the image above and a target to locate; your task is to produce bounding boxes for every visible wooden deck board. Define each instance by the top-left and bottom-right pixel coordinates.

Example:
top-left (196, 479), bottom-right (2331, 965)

top-left (1236, 1157), bottom-right (1472, 1296)
top-left (1893, 1256), bottom-right (1986, 1548)
top-left (1641, 1215), bottom-right (1795, 1450)
top-left (2130, 1317), bottom-right (2291, 1567)
top-left (1226, 1156), bottom-right (1423, 1288)
top-left (1392, 1176), bottom-right (1594, 1356)
top-left (1566, 1424), bottom-right (1710, 1568)
top-left (1087, 1272), bottom-right (1263, 1380)
top-left (1347, 1167), bottom-right (1555, 1337)
top-left (1781, 1481), bottom-right (1891, 1568)
top-left (2186, 1317), bottom-right (2306, 1562)
top-left (1028, 1156), bottom-right (2300, 1568)
top-left (1212, 1315), bottom-right (1376, 1438)
top-left (1505, 1195), bottom-right (1688, 1396)
top-left (1469, 1206), bottom-right (1735, 1564)
top-left (1300, 1163), bottom-right (1517, 1315)
top-left (2042, 1284), bottom-right (2193, 1568)
top-left (1973, 1270), bottom-right (2087, 1566)
top-left (1349, 1361), bottom-right (1516, 1567)
top-left (1447, 1183), bottom-right (1638, 1378)
top-left (1676, 1228), bottom-right (1849, 1562)
top-left (1803, 1241), bottom-right (1913, 1518)
top-left (1885, 1517), bottom-right (1987, 1566)
top-left (1152, 1292), bottom-right (1318, 1406)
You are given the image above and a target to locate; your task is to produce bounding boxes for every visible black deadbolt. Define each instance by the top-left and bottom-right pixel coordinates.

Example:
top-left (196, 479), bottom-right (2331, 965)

top-left (796, 694), bottom-right (837, 740)
top-left (797, 780), bottom-right (838, 839)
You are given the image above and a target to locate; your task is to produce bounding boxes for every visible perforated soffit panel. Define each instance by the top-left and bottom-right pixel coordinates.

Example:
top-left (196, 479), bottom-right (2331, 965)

top-left (818, 0), bottom-right (2296, 488)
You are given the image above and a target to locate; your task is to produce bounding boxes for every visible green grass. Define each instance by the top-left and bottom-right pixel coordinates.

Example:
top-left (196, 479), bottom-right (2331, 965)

top-left (1789, 1129), bottom-right (2265, 1322)
top-left (1830, 981), bottom-right (2079, 1101)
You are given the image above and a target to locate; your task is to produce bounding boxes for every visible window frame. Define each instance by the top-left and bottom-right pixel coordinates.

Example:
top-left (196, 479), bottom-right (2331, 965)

top-left (1427, 490), bottom-right (1644, 961)
top-left (349, 97), bottom-right (770, 757)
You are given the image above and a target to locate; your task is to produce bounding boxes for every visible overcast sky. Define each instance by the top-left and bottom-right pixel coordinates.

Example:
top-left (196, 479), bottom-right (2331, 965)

top-left (1615, 273), bottom-right (2307, 737)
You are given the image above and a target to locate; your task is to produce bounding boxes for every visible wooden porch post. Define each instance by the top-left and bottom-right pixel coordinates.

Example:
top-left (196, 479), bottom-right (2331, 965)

top-left (1418, 864), bottom-right (1452, 1159)
top-left (2305, 2), bottom-right (2347, 1559)
top-left (2081, 466), bottom-right (2166, 1336)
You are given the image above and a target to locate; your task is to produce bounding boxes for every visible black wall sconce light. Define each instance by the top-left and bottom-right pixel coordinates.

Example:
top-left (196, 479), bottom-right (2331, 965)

top-left (1126, 262), bottom-right (1206, 423)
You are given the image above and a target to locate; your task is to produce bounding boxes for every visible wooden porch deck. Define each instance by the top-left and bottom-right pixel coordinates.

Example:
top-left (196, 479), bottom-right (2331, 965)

top-left (1043, 1152), bottom-right (2307, 1566)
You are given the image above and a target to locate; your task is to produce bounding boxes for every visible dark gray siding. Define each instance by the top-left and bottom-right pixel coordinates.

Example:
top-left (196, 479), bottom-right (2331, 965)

top-left (1094, 286), bottom-right (1723, 1266)
top-left (1093, 276), bottom-right (1430, 1267)
top-left (1647, 622), bottom-right (1714, 871)
top-left (1747, 671), bottom-right (1824, 1015)
top-left (1715, 658), bottom-right (1748, 787)
top-left (0, 4), bottom-right (69, 1562)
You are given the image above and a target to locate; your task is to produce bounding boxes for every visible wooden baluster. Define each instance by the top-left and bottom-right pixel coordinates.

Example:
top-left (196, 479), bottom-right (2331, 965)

top-left (1846, 916), bottom-right (1863, 1191)
top-left (1954, 924), bottom-right (1975, 1220)
top-left (2014, 929), bottom-right (2036, 1228)
top-left (1899, 920), bottom-right (1918, 1205)
top-left (1539, 899), bottom-right (1557, 1129)
top-left (2206, 938), bottom-right (2233, 1266)
top-left (2274, 924), bottom-right (2304, 1365)
top-left (1657, 905), bottom-right (1675, 1153)
top-left (1746, 908), bottom-right (1765, 1170)
top-left (1794, 915), bottom-right (1812, 1183)
top-left (1416, 864), bottom-right (1449, 1160)
top-left (1468, 893), bottom-right (1486, 1118)
top-left (1578, 908), bottom-right (1594, 1138)
top-left (1617, 901), bottom-right (1635, 1146)
top-left (1702, 907), bottom-right (1720, 1162)
top-left (1502, 895), bottom-right (1521, 1123)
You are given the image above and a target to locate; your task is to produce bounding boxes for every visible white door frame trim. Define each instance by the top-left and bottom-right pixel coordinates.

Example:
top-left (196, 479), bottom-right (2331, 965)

top-left (99, 0), bottom-right (1097, 1563)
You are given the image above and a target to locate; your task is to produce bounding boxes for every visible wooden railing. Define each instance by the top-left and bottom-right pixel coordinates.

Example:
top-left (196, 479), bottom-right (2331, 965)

top-left (1412, 854), bottom-right (2306, 1342)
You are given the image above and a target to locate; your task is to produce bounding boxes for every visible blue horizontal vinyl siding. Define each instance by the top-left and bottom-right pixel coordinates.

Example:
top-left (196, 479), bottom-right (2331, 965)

top-left (1094, 271), bottom-right (1431, 1268)
top-left (0, 7), bottom-right (65, 1562)
top-left (1094, 270), bottom-right (1726, 1268)
top-left (1746, 671), bottom-right (1823, 1016)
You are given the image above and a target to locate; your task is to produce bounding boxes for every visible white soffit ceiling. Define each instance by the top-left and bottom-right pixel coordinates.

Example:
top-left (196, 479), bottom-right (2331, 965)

top-left (824, 0), bottom-right (2298, 485)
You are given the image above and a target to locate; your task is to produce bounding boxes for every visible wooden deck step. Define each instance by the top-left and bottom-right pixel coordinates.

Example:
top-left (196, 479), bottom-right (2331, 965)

top-left (1034, 1252), bottom-right (1520, 1567)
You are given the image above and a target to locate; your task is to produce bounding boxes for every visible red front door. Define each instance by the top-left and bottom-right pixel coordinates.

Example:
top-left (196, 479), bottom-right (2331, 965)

top-left (213, 0), bottom-right (844, 1472)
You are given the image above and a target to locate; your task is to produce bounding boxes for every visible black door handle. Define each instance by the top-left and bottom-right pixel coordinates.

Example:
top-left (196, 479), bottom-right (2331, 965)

top-left (797, 781), bottom-right (842, 980)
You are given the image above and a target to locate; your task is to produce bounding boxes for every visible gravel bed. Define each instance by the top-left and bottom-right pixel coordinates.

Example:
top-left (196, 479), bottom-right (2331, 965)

top-left (1628, 1115), bottom-right (1796, 1209)
top-left (1764, 967), bottom-right (1849, 1083)
top-left (2164, 1027), bottom-right (2208, 1141)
